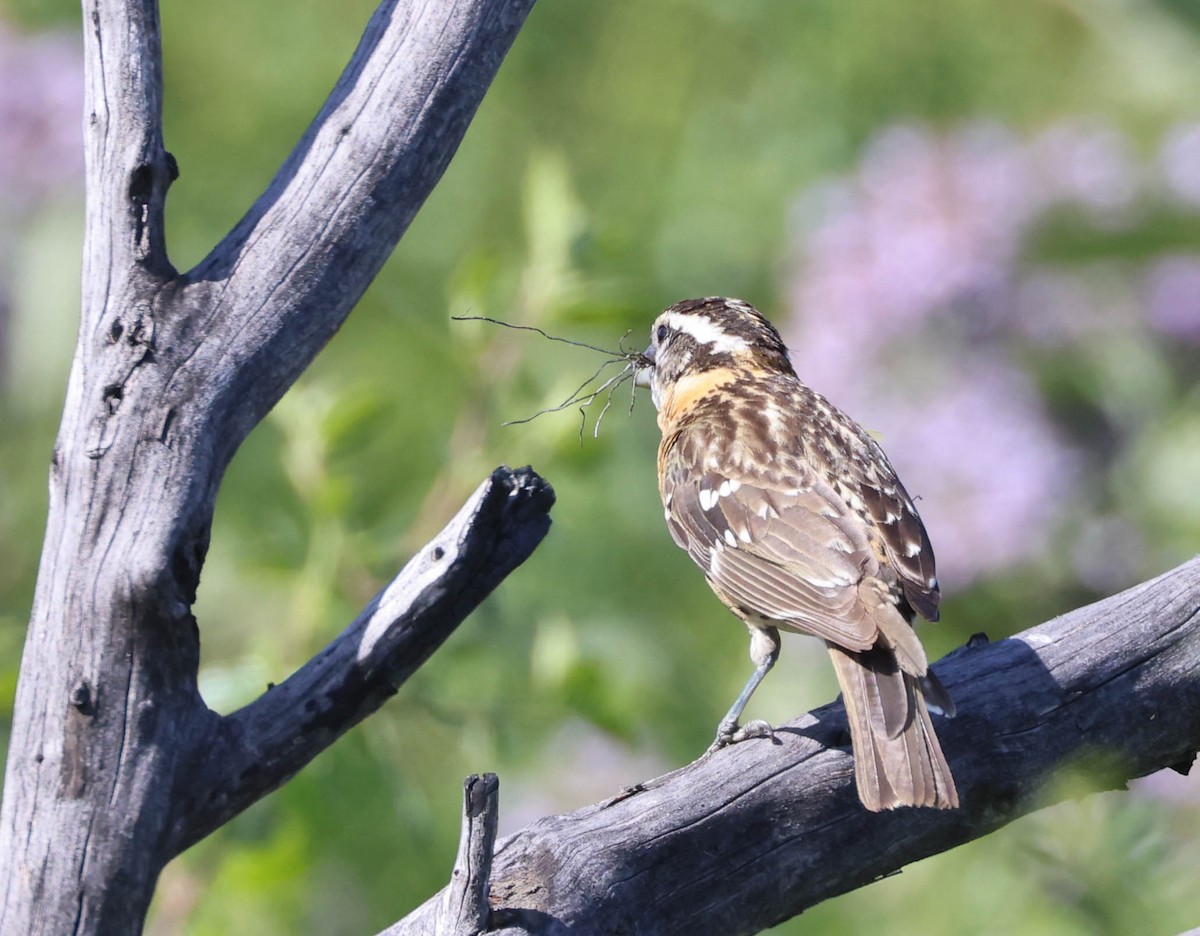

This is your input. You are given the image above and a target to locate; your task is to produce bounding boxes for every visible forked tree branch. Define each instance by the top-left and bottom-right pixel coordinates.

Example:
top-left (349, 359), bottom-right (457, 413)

top-left (389, 556), bottom-right (1200, 935)
top-left (0, 2), bottom-right (542, 933)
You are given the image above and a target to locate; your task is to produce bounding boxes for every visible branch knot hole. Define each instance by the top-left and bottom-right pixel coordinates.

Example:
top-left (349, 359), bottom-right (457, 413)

top-left (129, 164), bottom-right (155, 204)
top-left (102, 383), bottom-right (124, 415)
top-left (70, 680), bottom-right (96, 717)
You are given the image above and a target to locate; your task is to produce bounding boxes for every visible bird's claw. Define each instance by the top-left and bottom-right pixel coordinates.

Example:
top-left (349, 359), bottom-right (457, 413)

top-left (733, 719), bottom-right (775, 743)
top-left (705, 718), bottom-right (775, 755)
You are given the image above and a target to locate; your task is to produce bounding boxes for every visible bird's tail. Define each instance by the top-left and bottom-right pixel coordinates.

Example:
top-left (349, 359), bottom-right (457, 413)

top-left (826, 640), bottom-right (958, 811)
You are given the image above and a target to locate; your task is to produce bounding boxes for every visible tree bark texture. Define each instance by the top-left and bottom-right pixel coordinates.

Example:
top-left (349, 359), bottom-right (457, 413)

top-left (0, 1), bottom-right (540, 934)
top-left (388, 557), bottom-right (1200, 936)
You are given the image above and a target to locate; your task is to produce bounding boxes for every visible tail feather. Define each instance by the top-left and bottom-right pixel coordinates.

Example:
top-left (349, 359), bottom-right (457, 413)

top-left (919, 667), bottom-right (956, 718)
top-left (827, 640), bottom-right (958, 811)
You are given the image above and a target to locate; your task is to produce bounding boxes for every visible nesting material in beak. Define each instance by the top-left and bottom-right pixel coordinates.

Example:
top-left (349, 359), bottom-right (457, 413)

top-left (634, 345), bottom-right (656, 387)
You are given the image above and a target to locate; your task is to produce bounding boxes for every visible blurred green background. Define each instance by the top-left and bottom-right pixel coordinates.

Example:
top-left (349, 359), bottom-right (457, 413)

top-left (3, 0), bottom-right (1200, 933)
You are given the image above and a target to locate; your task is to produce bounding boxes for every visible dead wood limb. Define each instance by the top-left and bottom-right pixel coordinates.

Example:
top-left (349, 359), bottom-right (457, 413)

top-left (389, 557), bottom-right (1200, 936)
top-left (180, 468), bottom-right (552, 850)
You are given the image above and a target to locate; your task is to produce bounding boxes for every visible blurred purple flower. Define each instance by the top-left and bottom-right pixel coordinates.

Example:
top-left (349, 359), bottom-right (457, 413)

top-left (0, 20), bottom-right (84, 213)
top-left (789, 124), bottom-right (1028, 356)
top-left (784, 122), bottom-right (1142, 585)
top-left (1031, 121), bottom-right (1139, 220)
top-left (1144, 255), bottom-right (1200, 343)
top-left (785, 118), bottom-right (1200, 584)
top-left (1011, 270), bottom-right (1100, 346)
top-left (1158, 122), bottom-right (1200, 208)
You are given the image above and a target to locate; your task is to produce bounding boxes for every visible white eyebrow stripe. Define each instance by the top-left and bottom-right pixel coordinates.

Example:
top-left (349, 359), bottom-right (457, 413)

top-left (663, 312), bottom-right (751, 354)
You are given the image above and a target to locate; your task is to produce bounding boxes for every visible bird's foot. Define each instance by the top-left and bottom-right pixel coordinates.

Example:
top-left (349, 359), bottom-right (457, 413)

top-left (705, 718), bottom-right (775, 755)
top-left (733, 719), bottom-right (775, 743)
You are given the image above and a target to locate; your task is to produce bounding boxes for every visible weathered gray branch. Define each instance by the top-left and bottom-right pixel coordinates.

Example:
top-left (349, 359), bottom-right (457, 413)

top-left (391, 556), bottom-right (1200, 936)
top-left (179, 468), bottom-right (552, 850)
top-left (0, 1), bottom-right (540, 933)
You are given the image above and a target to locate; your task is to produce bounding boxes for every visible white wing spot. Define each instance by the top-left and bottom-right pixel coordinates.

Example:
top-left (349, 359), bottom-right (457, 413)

top-left (723, 529), bottom-right (738, 547)
top-left (738, 527), bottom-right (753, 544)
top-left (699, 488), bottom-right (719, 511)
top-left (904, 541), bottom-right (922, 557)
top-left (718, 478), bottom-right (741, 497)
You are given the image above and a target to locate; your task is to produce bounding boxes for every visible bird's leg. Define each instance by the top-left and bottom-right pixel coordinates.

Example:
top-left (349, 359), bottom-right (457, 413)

top-left (707, 625), bottom-right (780, 753)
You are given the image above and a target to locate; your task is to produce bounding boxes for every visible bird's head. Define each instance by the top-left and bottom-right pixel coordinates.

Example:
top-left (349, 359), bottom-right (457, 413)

top-left (635, 297), bottom-right (795, 411)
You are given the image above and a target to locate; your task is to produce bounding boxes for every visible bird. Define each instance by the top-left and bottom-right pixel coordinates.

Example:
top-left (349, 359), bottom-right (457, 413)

top-left (635, 296), bottom-right (958, 811)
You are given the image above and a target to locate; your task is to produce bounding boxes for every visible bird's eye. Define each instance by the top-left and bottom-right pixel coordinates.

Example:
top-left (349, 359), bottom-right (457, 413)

top-left (656, 324), bottom-right (669, 343)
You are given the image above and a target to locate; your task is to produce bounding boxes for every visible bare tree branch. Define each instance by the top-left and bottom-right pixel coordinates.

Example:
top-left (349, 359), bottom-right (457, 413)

top-left (390, 556), bottom-right (1200, 935)
top-left (178, 0), bottom-right (538, 462)
top-left (178, 467), bottom-right (552, 850)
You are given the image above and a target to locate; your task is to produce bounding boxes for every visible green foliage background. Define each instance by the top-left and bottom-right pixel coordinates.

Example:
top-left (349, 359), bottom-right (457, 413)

top-left (2, 1), bottom-right (1199, 933)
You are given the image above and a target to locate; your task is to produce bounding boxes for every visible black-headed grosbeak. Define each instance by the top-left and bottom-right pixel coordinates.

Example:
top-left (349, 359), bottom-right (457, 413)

top-left (636, 297), bottom-right (958, 811)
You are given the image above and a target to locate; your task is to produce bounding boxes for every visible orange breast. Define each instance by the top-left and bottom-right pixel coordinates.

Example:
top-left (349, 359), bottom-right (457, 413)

top-left (657, 366), bottom-right (741, 431)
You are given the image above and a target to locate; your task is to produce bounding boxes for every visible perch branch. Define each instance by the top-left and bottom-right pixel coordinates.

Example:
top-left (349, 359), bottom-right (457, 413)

top-left (389, 556), bottom-right (1200, 935)
top-left (177, 467), bottom-right (553, 852)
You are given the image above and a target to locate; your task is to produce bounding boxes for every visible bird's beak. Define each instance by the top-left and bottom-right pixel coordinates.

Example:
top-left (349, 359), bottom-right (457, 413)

top-left (634, 345), bottom-right (655, 387)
